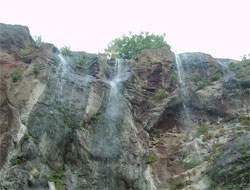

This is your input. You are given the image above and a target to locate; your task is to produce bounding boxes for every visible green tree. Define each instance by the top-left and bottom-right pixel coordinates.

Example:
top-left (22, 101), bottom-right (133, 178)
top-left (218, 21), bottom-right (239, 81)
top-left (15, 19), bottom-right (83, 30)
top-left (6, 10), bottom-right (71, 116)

top-left (105, 31), bottom-right (170, 59)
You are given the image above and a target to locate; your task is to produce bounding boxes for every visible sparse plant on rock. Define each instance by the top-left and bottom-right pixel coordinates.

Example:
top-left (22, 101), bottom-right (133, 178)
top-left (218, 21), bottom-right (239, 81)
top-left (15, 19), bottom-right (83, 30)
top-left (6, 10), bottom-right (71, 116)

top-left (33, 65), bottom-right (40, 77)
top-left (195, 124), bottom-right (209, 137)
top-left (12, 69), bottom-right (22, 82)
top-left (20, 49), bottom-right (30, 56)
top-left (211, 72), bottom-right (222, 81)
top-left (175, 180), bottom-right (185, 189)
top-left (146, 151), bottom-right (157, 164)
top-left (33, 35), bottom-right (43, 47)
top-left (60, 46), bottom-right (71, 56)
top-left (154, 90), bottom-right (166, 100)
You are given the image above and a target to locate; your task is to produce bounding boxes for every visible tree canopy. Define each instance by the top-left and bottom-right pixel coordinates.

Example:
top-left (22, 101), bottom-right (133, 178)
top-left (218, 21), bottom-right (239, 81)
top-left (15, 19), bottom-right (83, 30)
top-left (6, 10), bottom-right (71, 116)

top-left (105, 31), bottom-right (170, 59)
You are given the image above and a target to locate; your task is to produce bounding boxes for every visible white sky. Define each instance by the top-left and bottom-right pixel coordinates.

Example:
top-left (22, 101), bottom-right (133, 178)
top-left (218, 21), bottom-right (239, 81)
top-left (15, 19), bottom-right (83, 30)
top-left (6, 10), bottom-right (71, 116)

top-left (0, 0), bottom-right (249, 60)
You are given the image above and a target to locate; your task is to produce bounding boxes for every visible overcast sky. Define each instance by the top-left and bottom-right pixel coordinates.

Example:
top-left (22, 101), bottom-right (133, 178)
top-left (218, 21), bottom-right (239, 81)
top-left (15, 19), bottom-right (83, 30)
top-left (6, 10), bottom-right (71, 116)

top-left (0, 0), bottom-right (249, 60)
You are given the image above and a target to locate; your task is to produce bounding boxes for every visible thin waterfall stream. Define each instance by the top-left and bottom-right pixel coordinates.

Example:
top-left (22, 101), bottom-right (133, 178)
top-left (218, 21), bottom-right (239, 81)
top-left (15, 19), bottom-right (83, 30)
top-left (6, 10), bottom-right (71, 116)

top-left (91, 58), bottom-right (131, 189)
top-left (175, 54), bottom-right (191, 126)
top-left (92, 59), bottom-right (131, 159)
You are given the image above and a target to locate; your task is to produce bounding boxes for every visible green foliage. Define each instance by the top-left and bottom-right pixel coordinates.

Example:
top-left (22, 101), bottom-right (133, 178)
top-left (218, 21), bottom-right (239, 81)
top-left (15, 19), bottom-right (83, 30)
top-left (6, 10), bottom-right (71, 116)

top-left (33, 65), bottom-right (40, 77)
top-left (147, 54), bottom-right (153, 62)
top-left (237, 114), bottom-right (250, 125)
top-left (236, 70), bottom-right (248, 79)
top-left (229, 62), bottom-right (240, 71)
top-left (170, 73), bottom-right (177, 80)
top-left (146, 152), bottom-right (157, 164)
top-left (151, 134), bottom-right (157, 139)
top-left (197, 80), bottom-right (210, 89)
top-left (60, 46), bottom-right (71, 56)
top-left (34, 35), bottom-right (43, 47)
top-left (184, 160), bottom-right (201, 169)
top-left (11, 157), bottom-right (26, 166)
top-left (212, 143), bottom-right (218, 153)
top-left (175, 180), bottom-right (185, 189)
top-left (21, 119), bottom-right (26, 125)
top-left (202, 132), bottom-right (213, 142)
top-left (105, 31), bottom-right (170, 59)
top-left (195, 124), bottom-right (209, 137)
top-left (215, 151), bottom-right (224, 158)
top-left (225, 116), bottom-right (232, 122)
top-left (20, 49), bottom-right (30, 56)
top-left (75, 57), bottom-right (86, 66)
top-left (12, 69), bottom-right (22, 82)
top-left (47, 176), bottom-right (62, 190)
top-left (90, 114), bottom-right (99, 124)
top-left (154, 90), bottom-right (166, 100)
top-left (42, 156), bottom-right (47, 164)
top-left (74, 57), bottom-right (88, 75)
top-left (177, 151), bottom-right (188, 163)
top-left (35, 164), bottom-right (41, 172)
top-left (211, 72), bottom-right (222, 81)
top-left (204, 155), bottom-right (211, 161)
top-left (148, 99), bottom-right (155, 105)
top-left (23, 134), bottom-right (30, 141)
top-left (46, 170), bottom-right (63, 190)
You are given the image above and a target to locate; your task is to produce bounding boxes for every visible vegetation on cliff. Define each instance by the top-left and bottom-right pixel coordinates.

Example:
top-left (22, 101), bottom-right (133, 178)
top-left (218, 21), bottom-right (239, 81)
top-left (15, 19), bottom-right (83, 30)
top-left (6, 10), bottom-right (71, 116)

top-left (105, 31), bottom-right (170, 59)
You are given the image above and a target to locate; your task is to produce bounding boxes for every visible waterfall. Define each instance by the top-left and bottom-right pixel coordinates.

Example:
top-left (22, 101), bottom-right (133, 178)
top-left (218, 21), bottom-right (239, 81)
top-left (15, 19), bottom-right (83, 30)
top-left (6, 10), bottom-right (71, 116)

top-left (92, 59), bottom-right (131, 160)
top-left (56, 54), bottom-right (68, 93)
top-left (91, 58), bottom-right (131, 189)
top-left (175, 54), bottom-right (191, 126)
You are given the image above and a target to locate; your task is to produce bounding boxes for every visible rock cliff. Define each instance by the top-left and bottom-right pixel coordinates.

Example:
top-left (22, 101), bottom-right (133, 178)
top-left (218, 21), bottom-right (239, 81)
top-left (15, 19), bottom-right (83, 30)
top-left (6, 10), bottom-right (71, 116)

top-left (0, 23), bottom-right (249, 190)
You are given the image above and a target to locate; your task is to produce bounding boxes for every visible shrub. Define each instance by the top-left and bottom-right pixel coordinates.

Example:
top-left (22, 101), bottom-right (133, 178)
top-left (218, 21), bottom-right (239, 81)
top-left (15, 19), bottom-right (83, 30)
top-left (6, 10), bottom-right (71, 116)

top-left (33, 35), bottom-right (43, 47)
top-left (197, 80), bottom-right (210, 88)
top-left (20, 49), bottom-right (30, 56)
top-left (170, 73), bottom-right (177, 80)
top-left (21, 119), bottom-right (26, 125)
top-left (202, 132), bottom-right (213, 142)
top-left (196, 124), bottom-right (209, 137)
top-left (35, 164), bottom-right (41, 172)
top-left (229, 62), bottom-right (240, 71)
top-left (154, 90), bottom-right (166, 100)
top-left (146, 152), bottom-right (157, 164)
top-left (23, 134), bottom-right (29, 141)
top-left (211, 72), bottom-right (222, 81)
top-left (60, 46), bottom-right (71, 56)
top-left (33, 66), bottom-right (40, 77)
top-left (175, 180), bottom-right (185, 189)
top-left (12, 69), bottom-right (22, 82)
top-left (105, 31), bottom-right (170, 59)
top-left (11, 157), bottom-right (26, 166)
top-left (184, 160), bottom-right (201, 169)
top-left (147, 54), bottom-right (153, 62)
top-left (148, 99), bottom-right (155, 105)
top-left (204, 155), bottom-right (211, 161)
top-left (46, 175), bottom-right (62, 190)
top-left (177, 151), bottom-right (188, 163)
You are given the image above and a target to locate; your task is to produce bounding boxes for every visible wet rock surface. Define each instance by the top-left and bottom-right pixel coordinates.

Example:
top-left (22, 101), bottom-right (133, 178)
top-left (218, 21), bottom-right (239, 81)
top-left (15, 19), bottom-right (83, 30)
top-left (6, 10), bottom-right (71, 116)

top-left (0, 23), bottom-right (249, 190)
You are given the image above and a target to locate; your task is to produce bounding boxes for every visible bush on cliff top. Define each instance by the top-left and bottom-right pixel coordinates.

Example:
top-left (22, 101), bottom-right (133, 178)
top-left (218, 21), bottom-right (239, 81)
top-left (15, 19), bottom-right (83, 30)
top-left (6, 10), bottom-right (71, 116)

top-left (105, 31), bottom-right (170, 59)
top-left (60, 46), bottom-right (71, 56)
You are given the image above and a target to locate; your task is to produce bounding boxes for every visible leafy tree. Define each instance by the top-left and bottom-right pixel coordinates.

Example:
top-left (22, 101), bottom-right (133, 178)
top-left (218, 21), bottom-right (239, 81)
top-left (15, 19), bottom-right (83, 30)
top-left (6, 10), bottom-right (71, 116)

top-left (105, 31), bottom-right (170, 59)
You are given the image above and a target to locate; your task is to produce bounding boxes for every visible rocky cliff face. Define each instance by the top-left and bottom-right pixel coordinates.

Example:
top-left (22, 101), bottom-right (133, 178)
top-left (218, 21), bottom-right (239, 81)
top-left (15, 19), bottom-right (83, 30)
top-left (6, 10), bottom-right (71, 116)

top-left (0, 23), bottom-right (249, 190)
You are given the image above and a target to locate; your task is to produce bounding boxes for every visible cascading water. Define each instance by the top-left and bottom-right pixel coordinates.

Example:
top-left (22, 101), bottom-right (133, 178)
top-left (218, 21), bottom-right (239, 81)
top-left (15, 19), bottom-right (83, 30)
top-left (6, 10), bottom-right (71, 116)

top-left (175, 54), bottom-right (191, 126)
top-left (91, 58), bottom-right (131, 190)
top-left (56, 54), bottom-right (68, 93)
top-left (92, 59), bottom-right (130, 159)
